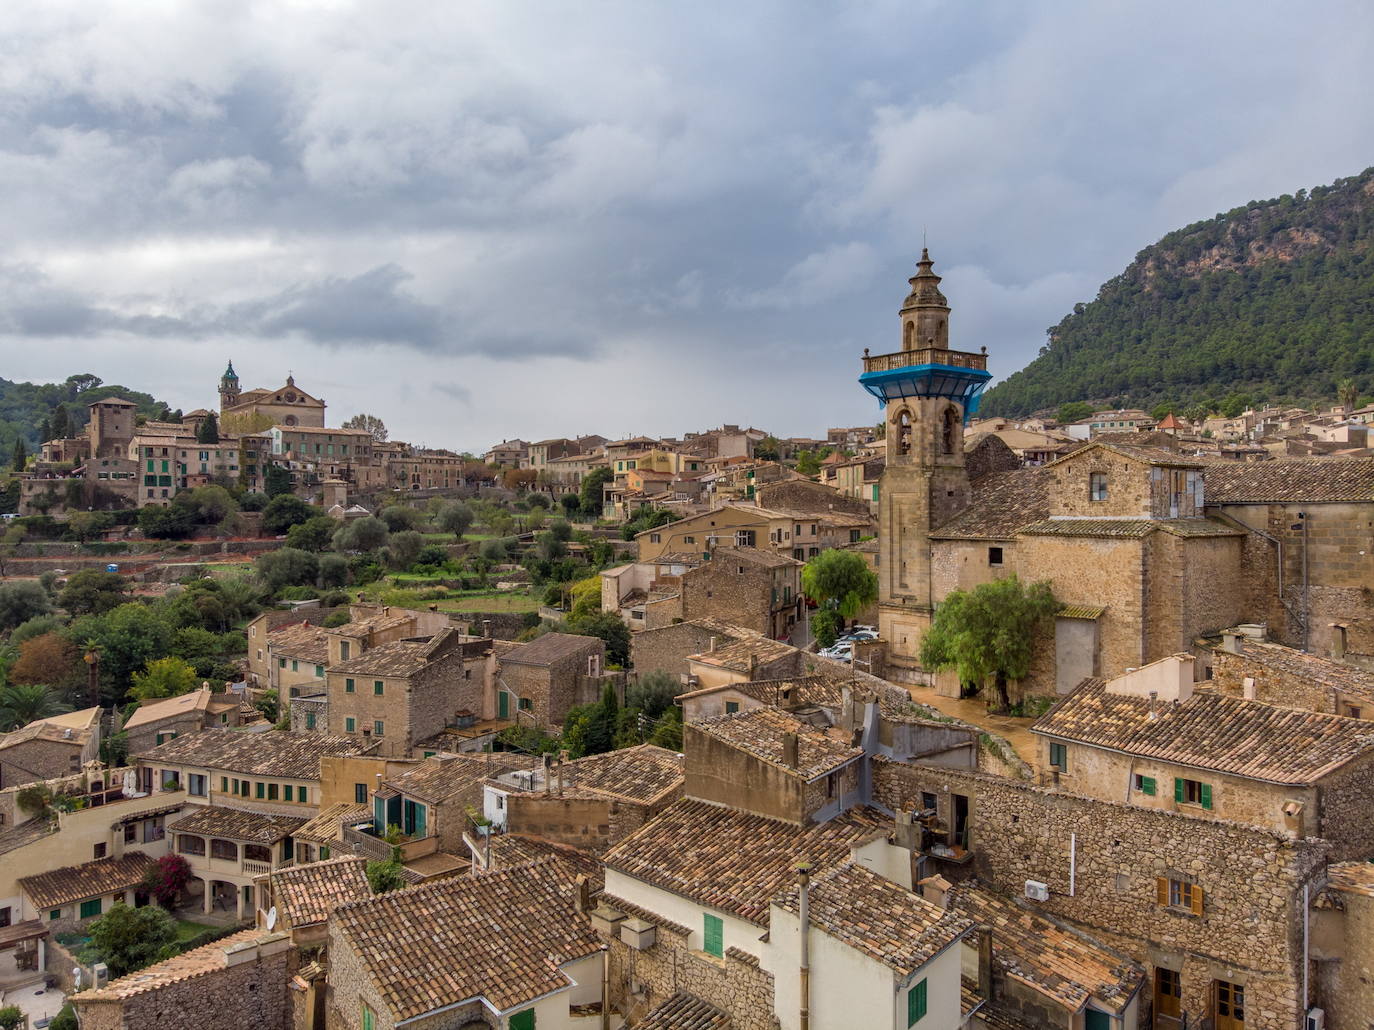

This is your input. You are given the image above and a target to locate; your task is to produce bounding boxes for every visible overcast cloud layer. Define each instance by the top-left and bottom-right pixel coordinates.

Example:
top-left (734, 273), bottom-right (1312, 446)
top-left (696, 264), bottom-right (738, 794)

top-left (1, 1), bottom-right (1372, 450)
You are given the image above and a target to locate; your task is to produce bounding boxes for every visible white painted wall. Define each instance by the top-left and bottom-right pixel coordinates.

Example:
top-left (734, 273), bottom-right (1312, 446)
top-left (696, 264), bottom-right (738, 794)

top-left (603, 868), bottom-right (764, 959)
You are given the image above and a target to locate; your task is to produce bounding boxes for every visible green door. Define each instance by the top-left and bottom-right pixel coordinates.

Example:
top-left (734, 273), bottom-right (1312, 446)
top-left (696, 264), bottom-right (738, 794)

top-left (509, 1009), bottom-right (535, 1030)
top-left (1084, 1010), bottom-right (1110, 1030)
top-left (498, 691), bottom-right (510, 718)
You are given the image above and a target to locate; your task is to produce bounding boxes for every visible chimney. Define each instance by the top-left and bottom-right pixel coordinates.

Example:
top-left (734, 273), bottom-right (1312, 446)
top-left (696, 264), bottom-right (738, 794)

top-left (893, 810), bottom-right (919, 852)
top-left (708, 636), bottom-right (718, 653)
top-left (1147, 690), bottom-right (1158, 721)
top-left (574, 874), bottom-right (592, 914)
top-left (1221, 630), bottom-right (1242, 655)
top-left (781, 732), bottom-right (799, 770)
top-left (917, 874), bottom-right (951, 908)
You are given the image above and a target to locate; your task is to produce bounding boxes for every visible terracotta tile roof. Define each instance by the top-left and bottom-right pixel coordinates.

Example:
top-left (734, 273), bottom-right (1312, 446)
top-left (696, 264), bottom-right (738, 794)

top-left (76, 929), bottom-right (285, 1001)
top-left (1222, 639), bottom-right (1374, 703)
top-left (604, 798), bottom-right (889, 925)
top-left (688, 636), bottom-right (797, 673)
top-left (1018, 517), bottom-right (1240, 539)
top-left (555, 744), bottom-right (684, 805)
top-left (267, 621), bottom-right (330, 666)
top-left (332, 610), bottom-right (415, 637)
top-left (1205, 457), bottom-right (1374, 503)
top-left (932, 467), bottom-right (1051, 540)
top-left (707, 545), bottom-right (803, 568)
top-left (124, 689), bottom-right (238, 730)
top-left (136, 729), bottom-right (368, 779)
top-left (1058, 605), bottom-right (1106, 620)
top-left (332, 862), bottom-right (602, 1019)
top-left (949, 884), bottom-right (1144, 1014)
top-left (0, 707), bottom-right (101, 751)
top-left (691, 708), bottom-right (861, 781)
top-left (677, 675), bottom-right (837, 707)
top-left (1050, 440), bottom-right (1204, 469)
top-left (480, 834), bottom-right (604, 887)
top-left (1324, 861), bottom-right (1374, 898)
top-left (774, 863), bottom-right (971, 977)
top-left (329, 640), bottom-right (434, 677)
top-left (169, 805), bottom-right (308, 844)
top-left (383, 753), bottom-right (525, 805)
top-left (19, 851), bottom-right (157, 910)
top-left (650, 552), bottom-right (707, 567)
top-left (294, 802), bottom-right (370, 845)
top-left (264, 856), bottom-right (371, 927)
top-left (637, 992), bottom-right (732, 1030)
top-left (1032, 679), bottom-right (1374, 784)
top-left (501, 632), bottom-right (604, 667)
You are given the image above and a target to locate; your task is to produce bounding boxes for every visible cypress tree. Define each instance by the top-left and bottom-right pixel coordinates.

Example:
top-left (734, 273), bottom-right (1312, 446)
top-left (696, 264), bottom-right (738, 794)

top-left (11, 439), bottom-right (25, 471)
top-left (50, 405), bottom-right (69, 439)
top-left (196, 412), bottom-right (220, 444)
top-left (38, 418), bottom-right (50, 443)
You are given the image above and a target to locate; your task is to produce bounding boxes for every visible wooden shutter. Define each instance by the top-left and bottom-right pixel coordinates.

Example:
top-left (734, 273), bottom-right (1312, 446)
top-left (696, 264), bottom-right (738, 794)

top-left (1141, 776), bottom-right (1156, 796)
top-left (703, 913), bottom-right (723, 957)
top-left (907, 978), bottom-right (927, 1025)
top-left (1200, 782), bottom-right (1213, 810)
top-left (509, 1009), bottom-right (535, 1030)
top-left (1156, 877), bottom-right (1169, 905)
top-left (1190, 884), bottom-right (1204, 916)
top-left (1173, 778), bottom-right (1185, 803)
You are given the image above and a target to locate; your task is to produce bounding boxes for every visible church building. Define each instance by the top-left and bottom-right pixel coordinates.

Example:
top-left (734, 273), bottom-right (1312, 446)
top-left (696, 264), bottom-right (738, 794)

top-left (219, 361), bottom-right (327, 429)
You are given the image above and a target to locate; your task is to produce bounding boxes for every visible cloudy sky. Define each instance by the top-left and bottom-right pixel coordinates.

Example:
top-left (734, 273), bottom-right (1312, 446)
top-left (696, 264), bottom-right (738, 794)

top-left (2, 2), bottom-right (1372, 452)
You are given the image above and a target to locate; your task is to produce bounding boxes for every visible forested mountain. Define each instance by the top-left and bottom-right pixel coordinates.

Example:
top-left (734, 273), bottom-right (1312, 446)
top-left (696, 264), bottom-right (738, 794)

top-left (981, 167), bottom-right (1374, 416)
top-left (0, 374), bottom-right (169, 460)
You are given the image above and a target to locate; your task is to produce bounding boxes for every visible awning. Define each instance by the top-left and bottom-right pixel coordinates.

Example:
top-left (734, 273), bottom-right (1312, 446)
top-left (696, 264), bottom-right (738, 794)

top-left (1058, 605), bottom-right (1106, 620)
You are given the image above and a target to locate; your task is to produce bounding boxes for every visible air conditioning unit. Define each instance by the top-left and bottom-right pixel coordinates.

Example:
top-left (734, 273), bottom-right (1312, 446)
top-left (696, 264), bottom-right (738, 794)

top-left (1024, 880), bottom-right (1050, 902)
top-left (1306, 1008), bottom-right (1326, 1030)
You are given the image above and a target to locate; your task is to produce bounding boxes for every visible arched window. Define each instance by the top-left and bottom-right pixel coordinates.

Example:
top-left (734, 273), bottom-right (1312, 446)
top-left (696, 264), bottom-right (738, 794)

top-left (894, 410), bottom-right (913, 456)
top-left (904, 321), bottom-right (915, 350)
top-left (942, 407), bottom-right (959, 454)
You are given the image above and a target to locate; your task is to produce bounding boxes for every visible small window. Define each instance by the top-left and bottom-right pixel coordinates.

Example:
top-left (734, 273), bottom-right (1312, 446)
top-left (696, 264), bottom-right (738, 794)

top-left (50, 909), bottom-right (61, 921)
top-left (374, 681), bottom-right (384, 696)
top-left (284, 785), bottom-right (294, 802)
top-left (703, 913), bottom-right (723, 957)
top-left (725, 701), bottom-right (740, 715)
top-left (355, 784), bottom-right (368, 804)
top-left (345, 678), bottom-right (355, 693)
top-left (1157, 876), bottom-right (1204, 916)
top-left (278, 658), bottom-right (286, 669)
top-left (1049, 742), bottom-right (1068, 771)
top-left (374, 720), bottom-right (384, 737)
top-left (1174, 777), bottom-right (1212, 809)
top-left (988, 546), bottom-right (1004, 566)
top-left (255, 782), bottom-right (265, 800)
top-left (1089, 472), bottom-right (1109, 502)
top-left (1133, 774), bottom-right (1157, 796)
top-left (518, 698), bottom-right (532, 711)
top-left (340, 641), bottom-right (350, 660)
top-left (345, 716), bottom-right (357, 732)
top-left (305, 712), bottom-right (316, 731)
top-left (907, 977), bottom-right (928, 1025)
top-left (649, 533), bottom-right (661, 544)
top-left (79, 899), bottom-right (103, 919)
top-left (315, 664), bottom-right (324, 677)
top-left (93, 842), bottom-right (107, 860)
top-left (267, 783), bottom-right (279, 801)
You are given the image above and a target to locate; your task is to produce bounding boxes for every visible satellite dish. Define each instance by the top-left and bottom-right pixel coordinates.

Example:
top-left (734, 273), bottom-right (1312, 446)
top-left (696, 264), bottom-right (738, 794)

top-left (266, 906), bottom-right (278, 930)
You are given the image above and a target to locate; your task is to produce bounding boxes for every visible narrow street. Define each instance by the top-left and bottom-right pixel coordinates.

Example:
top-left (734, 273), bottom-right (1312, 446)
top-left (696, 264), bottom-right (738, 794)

top-left (902, 681), bottom-right (1045, 773)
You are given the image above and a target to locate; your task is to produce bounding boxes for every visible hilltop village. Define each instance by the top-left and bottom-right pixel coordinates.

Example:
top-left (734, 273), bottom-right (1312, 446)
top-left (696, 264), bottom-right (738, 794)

top-left (2, 254), bottom-right (1373, 1030)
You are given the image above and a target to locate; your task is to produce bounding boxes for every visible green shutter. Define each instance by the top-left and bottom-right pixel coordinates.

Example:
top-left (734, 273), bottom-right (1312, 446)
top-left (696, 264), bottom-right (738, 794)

top-left (345, 678), bottom-right (355, 693)
top-left (1141, 776), bottom-right (1156, 796)
top-left (907, 977), bottom-right (927, 1024)
top-left (256, 782), bottom-right (265, 799)
top-left (362, 1004), bottom-right (375, 1030)
top-left (703, 913), bottom-right (723, 957)
top-left (221, 777), bottom-right (229, 793)
top-left (725, 701), bottom-right (739, 714)
top-left (79, 898), bottom-right (103, 919)
top-left (510, 1009), bottom-right (536, 1030)
top-left (1200, 782), bottom-right (1213, 810)
top-left (285, 785), bottom-right (294, 802)
top-left (346, 717), bottom-right (356, 732)
top-left (49, 910), bottom-right (61, 921)
top-left (374, 681), bottom-right (384, 695)
top-left (1174, 777), bottom-right (1185, 803)
top-left (1085, 1009), bottom-right (1111, 1030)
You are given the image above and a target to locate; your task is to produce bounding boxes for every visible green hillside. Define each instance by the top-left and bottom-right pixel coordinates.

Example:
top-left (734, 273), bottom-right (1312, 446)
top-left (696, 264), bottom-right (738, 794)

top-left (0, 374), bottom-right (170, 461)
top-left (982, 167), bottom-right (1374, 417)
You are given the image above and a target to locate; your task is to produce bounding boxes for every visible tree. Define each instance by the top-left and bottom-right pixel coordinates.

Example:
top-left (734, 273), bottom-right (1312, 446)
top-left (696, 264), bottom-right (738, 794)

top-left (285, 515), bottom-right (337, 552)
top-left (141, 853), bottom-right (192, 908)
top-left (9, 632), bottom-right (80, 688)
top-left (262, 493), bottom-right (316, 533)
top-left (256, 548), bottom-right (320, 591)
top-left (129, 656), bottom-right (199, 701)
top-left (0, 580), bottom-right (52, 631)
top-left (810, 607), bottom-right (843, 649)
top-left (0, 1005), bottom-right (23, 1030)
top-left (378, 505), bottom-right (422, 532)
top-left (67, 603), bottom-right (174, 702)
top-left (918, 575), bottom-right (1058, 712)
top-left (0, 684), bottom-right (70, 731)
top-left (137, 503), bottom-right (196, 539)
top-left (51, 404), bottom-right (69, 439)
top-left (196, 412), bottom-right (220, 444)
top-left (795, 450), bottom-right (820, 476)
top-left (254, 688), bottom-right (279, 722)
top-left (334, 516), bottom-right (388, 553)
top-left (317, 552), bottom-right (350, 588)
top-left (366, 858), bottom-right (405, 894)
top-left (568, 576), bottom-right (602, 620)
top-left (625, 669), bottom-right (680, 719)
top-left (1338, 378), bottom-right (1360, 411)
top-left (10, 438), bottom-right (25, 472)
top-left (565, 612), bottom-right (630, 666)
top-left (579, 467), bottom-right (613, 516)
top-left (648, 705), bottom-right (683, 750)
top-left (66, 510), bottom-right (114, 542)
top-left (66, 373), bottom-right (103, 395)
top-left (263, 463), bottom-right (294, 497)
top-left (342, 413), bottom-right (389, 443)
top-left (755, 435), bottom-right (780, 461)
top-left (436, 501), bottom-right (474, 540)
top-left (177, 485), bottom-right (237, 525)
top-left (59, 569), bottom-right (130, 616)
top-left (1056, 401), bottom-right (1095, 424)
top-left (88, 902), bottom-right (177, 977)
top-left (801, 549), bottom-right (878, 620)
top-left (386, 529), bottom-right (425, 570)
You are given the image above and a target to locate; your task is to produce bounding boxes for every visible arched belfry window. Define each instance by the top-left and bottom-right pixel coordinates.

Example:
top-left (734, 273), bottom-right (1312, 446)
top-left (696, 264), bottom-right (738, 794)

top-left (941, 407), bottom-right (959, 454)
top-left (895, 410), bottom-right (913, 456)
top-left (903, 321), bottom-right (914, 350)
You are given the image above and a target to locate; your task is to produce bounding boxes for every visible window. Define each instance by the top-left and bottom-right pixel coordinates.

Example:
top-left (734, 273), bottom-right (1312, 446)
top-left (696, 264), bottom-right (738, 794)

top-left (49, 910), bottom-right (61, 921)
top-left (178, 835), bottom-right (205, 856)
top-left (362, 1003), bottom-right (376, 1030)
top-left (268, 783), bottom-right (279, 801)
top-left (256, 782), bottom-right (265, 799)
top-left (509, 1009), bottom-right (535, 1030)
top-left (211, 839), bottom-right (237, 861)
top-left (188, 774), bottom-right (207, 797)
top-left (649, 533), bottom-right (661, 544)
top-left (345, 717), bottom-right (356, 733)
top-left (374, 681), bottom-right (384, 696)
top-left (907, 977), bottom-right (927, 1025)
top-left (345, 678), bottom-right (355, 693)
top-left (1174, 777), bottom-right (1213, 809)
top-left (703, 913), bottom-right (723, 957)
top-left (305, 712), bottom-right (316, 731)
top-left (683, 535), bottom-right (695, 544)
top-left (518, 697), bottom-right (532, 711)
top-left (1157, 876), bottom-right (1204, 915)
top-left (988, 546), bottom-right (1004, 566)
top-left (79, 899), bottom-right (103, 919)
top-left (849, 529), bottom-right (861, 543)
top-left (284, 785), bottom-right (294, 802)
top-left (240, 779), bottom-right (251, 797)
top-left (1134, 774), bottom-right (1157, 796)
top-left (1048, 742), bottom-right (1068, 771)
top-left (297, 786), bottom-right (309, 804)
top-left (291, 660), bottom-right (298, 672)
top-left (124, 823), bottom-right (137, 844)
top-left (1089, 472), bottom-right (1109, 502)
top-left (340, 641), bottom-right (350, 660)
top-left (356, 783), bottom-right (368, 805)
top-left (93, 842), bottom-right (107, 860)
top-left (315, 664), bottom-right (324, 677)
top-left (725, 701), bottom-right (740, 715)
top-left (278, 658), bottom-right (286, 669)
top-left (374, 720), bottom-right (385, 737)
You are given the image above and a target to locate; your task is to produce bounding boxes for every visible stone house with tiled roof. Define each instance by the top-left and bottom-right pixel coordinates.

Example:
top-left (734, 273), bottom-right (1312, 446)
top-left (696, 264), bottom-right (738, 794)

top-left (71, 927), bottom-right (296, 1030)
top-left (122, 686), bottom-right (243, 756)
top-left (0, 707), bottom-right (102, 790)
top-left (1031, 654), bottom-right (1374, 858)
top-left (243, 604), bottom-right (340, 689)
top-left (17, 851), bottom-right (157, 932)
top-left (372, 752), bottom-right (523, 855)
top-left (1211, 632), bottom-right (1374, 719)
top-left (253, 855), bottom-right (371, 944)
top-left (165, 804), bottom-right (307, 919)
top-left (497, 631), bottom-right (606, 729)
top-left (326, 859), bottom-right (604, 1030)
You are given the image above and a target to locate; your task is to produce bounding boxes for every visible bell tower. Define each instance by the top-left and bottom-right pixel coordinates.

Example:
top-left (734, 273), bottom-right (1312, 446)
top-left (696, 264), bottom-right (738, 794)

top-left (219, 360), bottom-right (240, 414)
top-left (859, 250), bottom-right (991, 680)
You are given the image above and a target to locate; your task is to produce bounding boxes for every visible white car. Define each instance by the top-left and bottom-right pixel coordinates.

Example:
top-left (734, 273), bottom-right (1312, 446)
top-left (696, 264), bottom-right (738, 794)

top-left (819, 642), bottom-right (853, 662)
top-left (840, 629), bottom-right (878, 643)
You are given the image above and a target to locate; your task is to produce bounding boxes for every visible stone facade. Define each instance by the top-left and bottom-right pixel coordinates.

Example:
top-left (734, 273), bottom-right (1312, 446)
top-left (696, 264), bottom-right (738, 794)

top-left (873, 760), bottom-right (1324, 1030)
top-left (497, 636), bottom-right (605, 729)
top-left (677, 548), bottom-right (803, 639)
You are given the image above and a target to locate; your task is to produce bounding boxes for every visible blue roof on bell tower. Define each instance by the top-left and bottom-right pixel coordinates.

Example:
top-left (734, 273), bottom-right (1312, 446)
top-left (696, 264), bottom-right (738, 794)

top-left (222, 360), bottom-right (238, 381)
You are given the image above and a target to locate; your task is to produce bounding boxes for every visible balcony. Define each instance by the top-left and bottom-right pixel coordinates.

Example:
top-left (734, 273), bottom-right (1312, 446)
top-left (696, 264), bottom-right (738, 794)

top-left (862, 346), bottom-right (987, 374)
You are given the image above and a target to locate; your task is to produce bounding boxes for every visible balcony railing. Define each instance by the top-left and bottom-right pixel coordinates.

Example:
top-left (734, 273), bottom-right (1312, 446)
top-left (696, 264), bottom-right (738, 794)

top-left (862, 347), bottom-right (988, 374)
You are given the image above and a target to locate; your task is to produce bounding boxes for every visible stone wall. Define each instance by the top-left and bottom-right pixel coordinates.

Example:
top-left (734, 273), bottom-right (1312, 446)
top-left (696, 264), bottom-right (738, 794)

top-left (1212, 647), bottom-right (1337, 713)
top-left (0, 738), bottom-right (84, 790)
top-left (1315, 756), bottom-right (1374, 863)
top-left (633, 622), bottom-right (738, 679)
top-left (1313, 886), bottom-right (1374, 1030)
top-left (873, 759), bottom-right (1325, 1030)
top-left (288, 695), bottom-right (328, 735)
top-left (683, 723), bottom-right (805, 824)
top-left (679, 558), bottom-right (791, 638)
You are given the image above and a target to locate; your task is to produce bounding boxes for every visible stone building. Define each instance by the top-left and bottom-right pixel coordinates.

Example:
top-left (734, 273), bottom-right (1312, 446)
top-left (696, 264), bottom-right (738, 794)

top-left (243, 606), bottom-right (338, 689)
top-left (634, 502), bottom-right (873, 563)
top-left (121, 687), bottom-right (243, 756)
top-left (0, 707), bottom-right (102, 790)
top-left (1312, 862), bottom-right (1374, 1030)
top-left (252, 856), bottom-right (371, 945)
top-left (220, 364), bottom-right (326, 428)
top-left (1210, 632), bottom-right (1374, 718)
top-left (496, 632), bottom-right (606, 729)
top-left (71, 927), bottom-right (296, 1030)
top-left (16, 851), bottom-right (157, 933)
top-left (373, 752), bottom-right (523, 855)
top-left (165, 805), bottom-right (306, 919)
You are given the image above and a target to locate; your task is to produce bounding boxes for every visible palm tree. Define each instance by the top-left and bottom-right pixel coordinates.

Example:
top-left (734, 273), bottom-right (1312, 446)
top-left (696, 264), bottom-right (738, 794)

top-left (0, 683), bottom-right (71, 731)
top-left (216, 575), bottom-right (264, 624)
top-left (1337, 379), bottom-right (1360, 413)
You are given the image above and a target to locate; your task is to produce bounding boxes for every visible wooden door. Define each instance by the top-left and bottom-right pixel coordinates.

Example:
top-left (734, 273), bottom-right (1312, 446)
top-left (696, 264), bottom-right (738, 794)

top-left (1153, 968), bottom-right (1182, 1027)
top-left (1214, 980), bottom-right (1245, 1030)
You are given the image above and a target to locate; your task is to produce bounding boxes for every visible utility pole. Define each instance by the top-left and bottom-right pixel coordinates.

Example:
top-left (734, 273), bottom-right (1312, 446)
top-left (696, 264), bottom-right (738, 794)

top-left (797, 861), bottom-right (813, 1030)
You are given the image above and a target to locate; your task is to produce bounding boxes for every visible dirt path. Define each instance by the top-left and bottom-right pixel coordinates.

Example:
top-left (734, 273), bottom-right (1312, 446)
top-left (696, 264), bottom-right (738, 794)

top-left (903, 681), bottom-right (1044, 772)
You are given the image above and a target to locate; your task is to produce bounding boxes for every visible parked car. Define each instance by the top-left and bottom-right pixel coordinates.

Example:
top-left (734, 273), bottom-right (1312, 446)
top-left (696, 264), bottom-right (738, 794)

top-left (818, 642), bottom-right (853, 662)
top-left (839, 629), bottom-right (878, 643)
